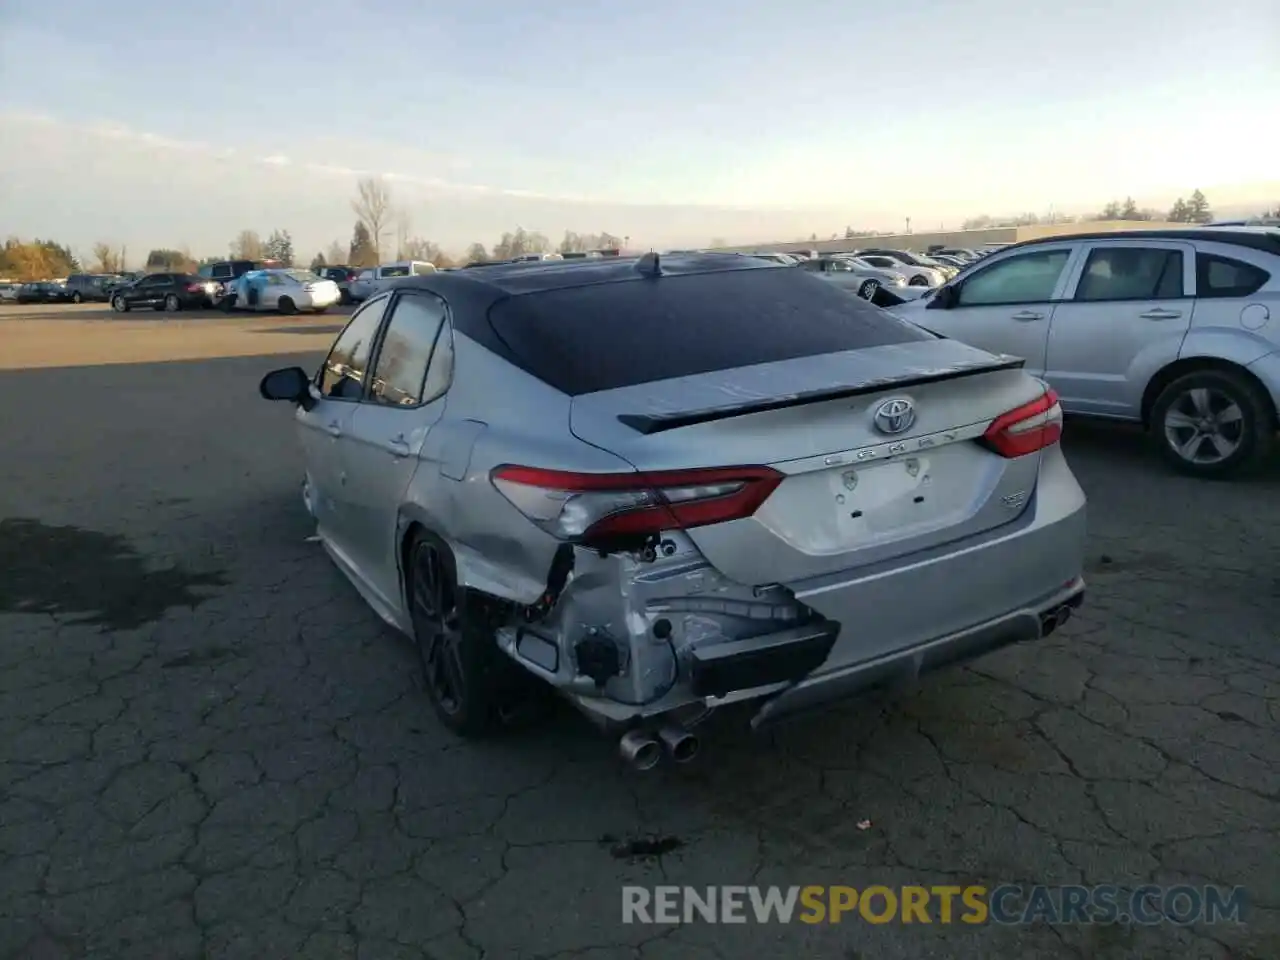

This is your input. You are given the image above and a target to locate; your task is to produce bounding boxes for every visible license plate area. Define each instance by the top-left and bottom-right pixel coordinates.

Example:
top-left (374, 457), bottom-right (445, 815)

top-left (828, 456), bottom-right (940, 546)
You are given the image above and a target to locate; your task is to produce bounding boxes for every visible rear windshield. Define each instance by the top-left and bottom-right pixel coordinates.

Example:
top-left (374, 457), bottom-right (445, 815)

top-left (487, 266), bottom-right (934, 395)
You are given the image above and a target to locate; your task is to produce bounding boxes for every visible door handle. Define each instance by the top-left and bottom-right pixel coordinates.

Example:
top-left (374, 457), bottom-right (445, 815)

top-left (1011, 310), bottom-right (1044, 322)
top-left (326, 421), bottom-right (342, 438)
top-left (385, 434), bottom-right (410, 457)
top-left (1140, 309), bottom-right (1182, 320)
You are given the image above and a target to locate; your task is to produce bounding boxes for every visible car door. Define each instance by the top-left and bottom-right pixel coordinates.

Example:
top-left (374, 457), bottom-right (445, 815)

top-left (1045, 240), bottom-right (1193, 418)
top-left (352, 269), bottom-right (375, 300)
top-left (300, 294), bottom-right (393, 555)
top-left (915, 244), bottom-right (1081, 378)
top-left (128, 274), bottom-right (163, 307)
top-left (340, 290), bottom-right (451, 603)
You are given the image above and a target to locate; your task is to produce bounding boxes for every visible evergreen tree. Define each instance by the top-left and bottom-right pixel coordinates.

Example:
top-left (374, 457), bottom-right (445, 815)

top-left (349, 222), bottom-right (376, 267)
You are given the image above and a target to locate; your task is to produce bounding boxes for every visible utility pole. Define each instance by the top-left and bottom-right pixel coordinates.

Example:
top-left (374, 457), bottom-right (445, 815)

top-left (905, 217), bottom-right (912, 234)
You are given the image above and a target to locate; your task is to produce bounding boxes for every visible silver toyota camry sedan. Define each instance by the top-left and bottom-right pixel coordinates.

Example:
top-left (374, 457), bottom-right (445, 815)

top-left (260, 253), bottom-right (1087, 768)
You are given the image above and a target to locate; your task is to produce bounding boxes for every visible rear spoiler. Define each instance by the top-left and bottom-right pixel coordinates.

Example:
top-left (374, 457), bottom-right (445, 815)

top-left (617, 355), bottom-right (1025, 435)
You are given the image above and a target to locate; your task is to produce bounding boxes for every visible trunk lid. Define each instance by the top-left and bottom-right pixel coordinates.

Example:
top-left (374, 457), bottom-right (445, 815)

top-left (569, 337), bottom-right (1046, 585)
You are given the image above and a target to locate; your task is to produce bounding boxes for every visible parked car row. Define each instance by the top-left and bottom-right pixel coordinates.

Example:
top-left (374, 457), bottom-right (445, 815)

top-left (740, 246), bottom-right (980, 294)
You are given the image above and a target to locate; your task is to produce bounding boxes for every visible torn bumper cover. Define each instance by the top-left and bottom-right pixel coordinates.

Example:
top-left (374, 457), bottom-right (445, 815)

top-left (747, 578), bottom-right (1084, 728)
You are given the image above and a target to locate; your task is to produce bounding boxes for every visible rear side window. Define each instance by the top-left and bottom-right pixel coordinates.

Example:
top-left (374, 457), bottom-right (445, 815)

top-left (486, 268), bottom-right (934, 395)
top-left (367, 293), bottom-right (447, 407)
top-left (1196, 253), bottom-right (1269, 298)
top-left (1075, 247), bottom-right (1183, 301)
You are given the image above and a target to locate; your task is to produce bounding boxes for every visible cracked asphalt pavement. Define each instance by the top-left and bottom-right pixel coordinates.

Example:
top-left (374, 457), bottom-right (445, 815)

top-left (0, 323), bottom-right (1277, 959)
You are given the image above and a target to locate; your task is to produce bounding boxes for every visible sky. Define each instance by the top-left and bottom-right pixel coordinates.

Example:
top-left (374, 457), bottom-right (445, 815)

top-left (1, 0), bottom-right (1278, 262)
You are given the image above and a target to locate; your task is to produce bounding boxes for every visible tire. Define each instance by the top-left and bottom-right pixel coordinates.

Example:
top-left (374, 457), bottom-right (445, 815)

top-left (1151, 368), bottom-right (1274, 479)
top-left (406, 531), bottom-right (511, 737)
top-left (164, 294), bottom-right (181, 312)
top-left (278, 296), bottom-right (297, 315)
top-left (219, 294), bottom-right (236, 312)
top-left (404, 529), bottom-right (550, 742)
top-left (858, 279), bottom-right (880, 300)
top-left (909, 274), bottom-right (930, 287)
top-left (111, 296), bottom-right (129, 313)
top-left (72, 292), bottom-right (83, 304)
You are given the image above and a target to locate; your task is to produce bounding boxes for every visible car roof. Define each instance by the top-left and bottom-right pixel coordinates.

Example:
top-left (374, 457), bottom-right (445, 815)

top-left (1005, 227), bottom-right (1280, 256)
top-left (393, 251), bottom-right (779, 299)
top-left (372, 253), bottom-right (787, 363)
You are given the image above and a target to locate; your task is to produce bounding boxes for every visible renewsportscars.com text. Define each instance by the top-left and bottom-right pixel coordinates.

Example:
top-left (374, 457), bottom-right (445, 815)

top-left (622, 884), bottom-right (1248, 926)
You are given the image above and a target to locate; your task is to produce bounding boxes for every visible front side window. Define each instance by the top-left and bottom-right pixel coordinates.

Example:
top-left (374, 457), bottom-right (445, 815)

top-left (957, 249), bottom-right (1072, 306)
top-left (380, 265), bottom-right (410, 278)
top-left (318, 295), bottom-right (390, 399)
top-left (367, 293), bottom-right (448, 406)
top-left (1075, 247), bottom-right (1184, 301)
top-left (1196, 253), bottom-right (1269, 298)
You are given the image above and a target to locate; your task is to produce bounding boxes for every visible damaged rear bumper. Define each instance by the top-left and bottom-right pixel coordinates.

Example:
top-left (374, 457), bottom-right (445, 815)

top-left (748, 578), bottom-right (1084, 728)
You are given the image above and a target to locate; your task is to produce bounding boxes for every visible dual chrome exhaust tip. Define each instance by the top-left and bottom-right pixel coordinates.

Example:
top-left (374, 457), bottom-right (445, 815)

top-left (619, 724), bottom-right (700, 770)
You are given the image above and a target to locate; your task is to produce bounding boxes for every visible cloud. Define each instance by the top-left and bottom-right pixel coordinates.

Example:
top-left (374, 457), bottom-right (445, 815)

top-left (0, 111), bottom-right (601, 204)
top-left (0, 108), bottom-right (862, 254)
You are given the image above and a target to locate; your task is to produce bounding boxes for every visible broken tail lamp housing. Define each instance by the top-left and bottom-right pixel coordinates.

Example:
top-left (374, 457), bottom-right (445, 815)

top-left (490, 464), bottom-right (783, 547)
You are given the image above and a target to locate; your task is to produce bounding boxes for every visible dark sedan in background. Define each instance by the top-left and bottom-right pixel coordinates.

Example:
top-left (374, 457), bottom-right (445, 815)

top-left (16, 282), bottom-right (73, 304)
top-left (109, 273), bottom-right (217, 312)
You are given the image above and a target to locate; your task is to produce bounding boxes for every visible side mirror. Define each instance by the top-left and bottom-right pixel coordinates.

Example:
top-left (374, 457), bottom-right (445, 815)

top-left (259, 366), bottom-right (315, 410)
top-left (927, 284), bottom-right (958, 310)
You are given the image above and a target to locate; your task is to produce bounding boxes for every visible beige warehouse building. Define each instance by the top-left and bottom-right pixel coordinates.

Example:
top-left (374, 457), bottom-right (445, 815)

top-left (712, 219), bottom-right (1192, 257)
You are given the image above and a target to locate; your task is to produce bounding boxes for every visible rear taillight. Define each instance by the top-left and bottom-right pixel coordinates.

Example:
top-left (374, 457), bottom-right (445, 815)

top-left (982, 387), bottom-right (1063, 458)
top-left (490, 464), bottom-right (783, 546)
top-left (186, 283), bottom-right (202, 293)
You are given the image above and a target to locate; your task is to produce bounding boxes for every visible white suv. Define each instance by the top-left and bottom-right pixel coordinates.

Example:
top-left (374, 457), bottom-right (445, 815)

top-left (887, 227), bottom-right (1280, 478)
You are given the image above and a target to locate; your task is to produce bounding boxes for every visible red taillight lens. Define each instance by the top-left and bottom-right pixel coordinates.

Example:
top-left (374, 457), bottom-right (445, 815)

top-left (490, 464), bottom-right (783, 545)
top-left (186, 283), bottom-right (202, 292)
top-left (982, 387), bottom-right (1064, 458)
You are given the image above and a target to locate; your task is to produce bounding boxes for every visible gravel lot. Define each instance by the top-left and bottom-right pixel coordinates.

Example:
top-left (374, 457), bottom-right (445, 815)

top-left (1, 304), bottom-right (1277, 959)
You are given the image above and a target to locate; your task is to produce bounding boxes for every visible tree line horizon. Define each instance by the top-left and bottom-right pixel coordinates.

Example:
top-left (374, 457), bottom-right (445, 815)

top-left (2, 182), bottom-right (1275, 281)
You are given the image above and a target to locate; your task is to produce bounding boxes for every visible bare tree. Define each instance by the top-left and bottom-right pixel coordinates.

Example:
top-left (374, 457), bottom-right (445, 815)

top-left (325, 240), bottom-right (346, 265)
top-left (394, 208), bottom-right (412, 260)
top-left (352, 178), bottom-right (392, 261)
top-left (92, 242), bottom-right (121, 273)
top-left (230, 230), bottom-right (264, 260)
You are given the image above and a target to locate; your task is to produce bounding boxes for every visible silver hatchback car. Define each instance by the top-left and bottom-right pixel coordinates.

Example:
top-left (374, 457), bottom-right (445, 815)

top-left (260, 254), bottom-right (1087, 766)
top-left (888, 227), bottom-right (1280, 478)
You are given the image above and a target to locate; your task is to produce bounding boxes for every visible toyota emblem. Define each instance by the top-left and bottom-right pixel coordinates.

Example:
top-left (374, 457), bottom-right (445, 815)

top-left (873, 397), bottom-right (916, 435)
